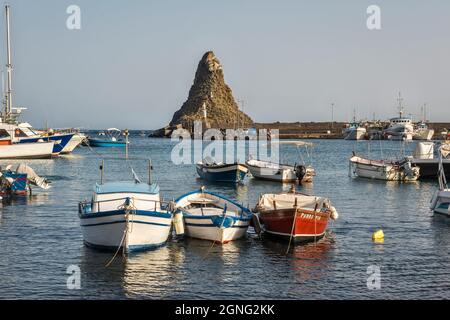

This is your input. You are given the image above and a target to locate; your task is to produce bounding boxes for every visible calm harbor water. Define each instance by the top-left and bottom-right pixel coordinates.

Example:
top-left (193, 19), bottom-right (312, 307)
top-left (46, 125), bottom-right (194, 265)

top-left (0, 137), bottom-right (449, 299)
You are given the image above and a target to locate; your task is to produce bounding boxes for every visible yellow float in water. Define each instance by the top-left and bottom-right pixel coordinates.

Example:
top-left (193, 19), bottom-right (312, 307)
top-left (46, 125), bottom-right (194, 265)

top-left (372, 229), bottom-right (384, 242)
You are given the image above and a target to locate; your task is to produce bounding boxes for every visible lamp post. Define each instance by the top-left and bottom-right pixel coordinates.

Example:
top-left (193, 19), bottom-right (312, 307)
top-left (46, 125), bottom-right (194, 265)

top-left (331, 103), bottom-right (335, 130)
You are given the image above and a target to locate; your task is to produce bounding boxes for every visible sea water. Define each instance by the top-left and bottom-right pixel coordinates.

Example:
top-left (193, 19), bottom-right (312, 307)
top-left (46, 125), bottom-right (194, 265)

top-left (0, 137), bottom-right (449, 299)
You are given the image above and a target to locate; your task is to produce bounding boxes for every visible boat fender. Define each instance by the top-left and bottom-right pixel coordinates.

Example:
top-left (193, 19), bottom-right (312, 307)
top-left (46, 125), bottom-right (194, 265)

top-left (330, 206), bottom-right (339, 220)
top-left (173, 211), bottom-right (185, 235)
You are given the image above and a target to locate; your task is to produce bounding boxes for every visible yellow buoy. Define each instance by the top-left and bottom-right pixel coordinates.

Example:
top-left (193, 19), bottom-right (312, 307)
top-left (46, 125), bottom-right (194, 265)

top-left (372, 229), bottom-right (384, 242)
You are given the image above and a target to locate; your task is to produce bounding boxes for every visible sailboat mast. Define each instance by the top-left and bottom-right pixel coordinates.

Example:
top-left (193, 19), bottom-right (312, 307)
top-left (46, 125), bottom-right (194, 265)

top-left (397, 92), bottom-right (403, 118)
top-left (5, 5), bottom-right (12, 120)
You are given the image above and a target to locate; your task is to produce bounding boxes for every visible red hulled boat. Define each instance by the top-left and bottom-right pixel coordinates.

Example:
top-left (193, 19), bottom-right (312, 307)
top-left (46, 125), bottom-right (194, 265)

top-left (255, 190), bottom-right (338, 242)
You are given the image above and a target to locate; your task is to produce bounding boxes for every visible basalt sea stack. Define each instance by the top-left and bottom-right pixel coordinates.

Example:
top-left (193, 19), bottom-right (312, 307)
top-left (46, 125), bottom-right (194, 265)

top-left (152, 51), bottom-right (253, 137)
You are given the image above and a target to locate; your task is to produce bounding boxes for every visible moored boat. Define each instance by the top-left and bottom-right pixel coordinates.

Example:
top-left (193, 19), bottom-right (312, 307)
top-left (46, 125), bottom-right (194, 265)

top-left (78, 159), bottom-right (173, 252)
top-left (196, 157), bottom-right (248, 182)
top-left (246, 140), bottom-right (315, 183)
top-left (175, 188), bottom-right (252, 244)
top-left (254, 189), bottom-right (338, 242)
top-left (88, 128), bottom-right (128, 147)
top-left (383, 93), bottom-right (414, 141)
top-left (0, 163), bottom-right (50, 197)
top-left (349, 155), bottom-right (420, 181)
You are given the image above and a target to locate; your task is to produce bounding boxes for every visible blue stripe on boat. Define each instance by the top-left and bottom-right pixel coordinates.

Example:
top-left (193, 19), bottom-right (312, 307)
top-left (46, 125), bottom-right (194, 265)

top-left (81, 219), bottom-right (172, 227)
top-left (182, 212), bottom-right (251, 222)
top-left (84, 240), bottom-right (167, 252)
top-left (19, 133), bottom-right (74, 154)
top-left (196, 165), bottom-right (247, 182)
top-left (185, 222), bottom-right (249, 229)
top-left (80, 209), bottom-right (172, 220)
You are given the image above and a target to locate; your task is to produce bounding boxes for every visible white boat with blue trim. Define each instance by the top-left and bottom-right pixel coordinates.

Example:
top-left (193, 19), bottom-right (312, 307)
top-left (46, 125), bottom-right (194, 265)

top-left (175, 188), bottom-right (252, 243)
top-left (78, 159), bottom-right (173, 252)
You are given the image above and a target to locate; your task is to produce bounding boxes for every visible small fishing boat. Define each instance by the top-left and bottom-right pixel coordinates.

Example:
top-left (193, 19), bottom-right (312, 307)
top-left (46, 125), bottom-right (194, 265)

top-left (88, 128), bottom-right (128, 147)
top-left (254, 189), bottom-right (338, 242)
top-left (430, 145), bottom-right (450, 217)
top-left (175, 188), bottom-right (252, 243)
top-left (196, 157), bottom-right (248, 182)
top-left (0, 164), bottom-right (50, 197)
top-left (246, 140), bottom-right (315, 183)
top-left (78, 158), bottom-right (173, 252)
top-left (350, 155), bottom-right (420, 181)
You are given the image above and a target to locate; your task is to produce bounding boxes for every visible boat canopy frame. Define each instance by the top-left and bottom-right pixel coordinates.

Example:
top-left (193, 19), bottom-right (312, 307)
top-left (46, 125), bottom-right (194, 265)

top-left (98, 157), bottom-right (153, 186)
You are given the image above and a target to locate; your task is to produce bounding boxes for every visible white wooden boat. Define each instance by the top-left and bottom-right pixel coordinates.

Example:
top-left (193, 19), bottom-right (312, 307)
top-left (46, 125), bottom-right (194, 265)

top-left (78, 159), bottom-right (173, 252)
top-left (246, 140), bottom-right (315, 183)
top-left (350, 155), bottom-right (420, 181)
top-left (430, 145), bottom-right (450, 216)
top-left (175, 189), bottom-right (252, 243)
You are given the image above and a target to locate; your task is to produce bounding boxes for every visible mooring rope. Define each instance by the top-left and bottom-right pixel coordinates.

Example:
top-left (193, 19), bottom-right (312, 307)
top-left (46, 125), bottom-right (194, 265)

top-left (202, 203), bottom-right (229, 260)
top-left (105, 198), bottom-right (137, 267)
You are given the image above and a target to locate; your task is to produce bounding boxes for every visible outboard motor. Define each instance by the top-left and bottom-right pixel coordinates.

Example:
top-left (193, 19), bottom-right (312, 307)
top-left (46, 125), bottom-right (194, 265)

top-left (294, 165), bottom-right (307, 181)
top-left (401, 158), bottom-right (416, 178)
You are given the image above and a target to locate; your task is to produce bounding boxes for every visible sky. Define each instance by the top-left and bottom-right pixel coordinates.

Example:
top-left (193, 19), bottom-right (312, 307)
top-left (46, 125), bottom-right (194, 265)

top-left (3, 0), bottom-right (450, 129)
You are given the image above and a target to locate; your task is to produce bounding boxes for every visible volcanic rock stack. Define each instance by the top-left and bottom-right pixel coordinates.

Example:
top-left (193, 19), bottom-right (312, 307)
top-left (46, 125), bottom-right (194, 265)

top-left (152, 51), bottom-right (253, 137)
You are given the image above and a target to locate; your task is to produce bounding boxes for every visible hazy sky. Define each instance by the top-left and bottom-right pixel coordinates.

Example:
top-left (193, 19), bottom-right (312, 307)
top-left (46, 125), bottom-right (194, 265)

top-left (4, 0), bottom-right (450, 129)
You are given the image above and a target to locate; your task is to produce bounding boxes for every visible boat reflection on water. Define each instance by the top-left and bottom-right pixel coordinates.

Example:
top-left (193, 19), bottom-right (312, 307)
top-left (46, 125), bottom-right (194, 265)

top-left (122, 244), bottom-right (186, 298)
top-left (261, 235), bottom-right (335, 283)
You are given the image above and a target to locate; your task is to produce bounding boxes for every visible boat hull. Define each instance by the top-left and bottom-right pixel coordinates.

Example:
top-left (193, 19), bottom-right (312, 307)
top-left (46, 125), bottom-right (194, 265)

top-left (431, 189), bottom-right (450, 217)
top-left (175, 190), bottom-right (253, 243)
top-left (80, 209), bottom-right (172, 252)
top-left (246, 161), bottom-right (314, 183)
top-left (19, 133), bottom-right (74, 154)
top-left (60, 133), bottom-right (85, 154)
top-left (413, 129), bottom-right (434, 141)
top-left (196, 163), bottom-right (248, 182)
top-left (183, 214), bottom-right (251, 243)
top-left (350, 156), bottom-right (419, 181)
top-left (258, 208), bottom-right (330, 242)
top-left (88, 138), bottom-right (126, 147)
top-left (0, 142), bottom-right (54, 159)
top-left (343, 128), bottom-right (366, 140)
